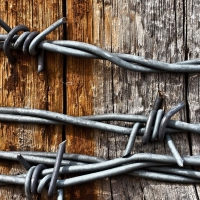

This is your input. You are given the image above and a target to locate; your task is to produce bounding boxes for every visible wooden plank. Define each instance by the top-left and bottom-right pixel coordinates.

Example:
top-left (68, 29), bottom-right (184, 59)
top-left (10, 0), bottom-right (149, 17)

top-left (187, 0), bottom-right (200, 198)
top-left (0, 0), bottom-right (199, 199)
top-left (0, 0), bottom-right (63, 199)
top-left (65, 0), bottom-right (97, 199)
top-left (93, 0), bottom-right (196, 199)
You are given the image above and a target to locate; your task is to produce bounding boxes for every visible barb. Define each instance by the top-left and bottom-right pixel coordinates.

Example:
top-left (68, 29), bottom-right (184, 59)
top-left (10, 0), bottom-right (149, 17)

top-left (0, 99), bottom-right (193, 167)
top-left (2, 148), bottom-right (200, 198)
top-left (17, 154), bottom-right (32, 171)
top-left (0, 18), bottom-right (200, 72)
top-left (159, 101), bottom-right (186, 141)
top-left (165, 134), bottom-right (183, 167)
top-left (48, 140), bottom-right (66, 197)
top-left (123, 122), bottom-right (141, 157)
top-left (0, 95), bottom-right (193, 163)
top-left (142, 93), bottom-right (163, 145)
top-left (57, 188), bottom-right (64, 200)
top-left (151, 109), bottom-right (164, 140)
top-left (142, 110), bottom-right (157, 144)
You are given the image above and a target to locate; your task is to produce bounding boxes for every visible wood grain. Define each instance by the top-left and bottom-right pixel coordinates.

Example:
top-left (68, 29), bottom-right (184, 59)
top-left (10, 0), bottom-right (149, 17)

top-left (65, 0), bottom-right (97, 199)
top-left (93, 0), bottom-right (196, 199)
top-left (0, 0), bottom-right (200, 199)
top-left (0, 0), bottom-right (63, 199)
top-left (187, 0), bottom-right (200, 198)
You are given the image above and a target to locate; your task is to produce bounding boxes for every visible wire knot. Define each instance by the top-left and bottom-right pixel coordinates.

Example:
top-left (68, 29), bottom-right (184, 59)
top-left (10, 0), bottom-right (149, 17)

top-left (21, 140), bottom-right (66, 198)
top-left (0, 18), bottom-right (66, 72)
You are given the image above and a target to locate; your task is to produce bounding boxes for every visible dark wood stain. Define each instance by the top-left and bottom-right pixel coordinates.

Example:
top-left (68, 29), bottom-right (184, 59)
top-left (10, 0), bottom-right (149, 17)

top-left (0, 0), bottom-right (200, 199)
top-left (66, 0), bottom-right (96, 199)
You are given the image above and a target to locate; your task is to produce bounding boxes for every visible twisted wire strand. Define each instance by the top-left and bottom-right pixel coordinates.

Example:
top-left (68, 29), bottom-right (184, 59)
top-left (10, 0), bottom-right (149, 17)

top-left (0, 100), bottom-right (196, 166)
top-left (0, 98), bottom-right (194, 167)
top-left (0, 112), bottom-right (194, 134)
top-left (0, 97), bottom-right (194, 188)
top-left (1, 136), bottom-right (200, 197)
top-left (13, 151), bottom-right (104, 163)
top-left (2, 153), bottom-right (200, 194)
top-left (0, 151), bottom-right (85, 166)
top-left (0, 113), bottom-right (183, 133)
top-left (3, 152), bottom-right (200, 176)
top-left (0, 18), bottom-right (200, 72)
top-left (0, 18), bottom-right (199, 198)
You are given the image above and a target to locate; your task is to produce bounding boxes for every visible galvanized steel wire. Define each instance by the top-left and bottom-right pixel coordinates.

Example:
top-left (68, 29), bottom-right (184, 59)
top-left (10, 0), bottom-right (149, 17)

top-left (0, 18), bottom-right (200, 198)
top-left (0, 101), bottom-right (198, 198)
top-left (0, 18), bottom-right (200, 72)
top-left (1, 151), bottom-right (200, 196)
top-left (0, 99), bottom-right (198, 196)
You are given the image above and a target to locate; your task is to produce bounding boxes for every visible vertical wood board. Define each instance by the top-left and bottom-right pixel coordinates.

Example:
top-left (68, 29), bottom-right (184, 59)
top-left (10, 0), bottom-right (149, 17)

top-left (0, 0), bottom-right (63, 199)
top-left (0, 0), bottom-right (199, 199)
top-left (93, 0), bottom-right (195, 199)
top-left (187, 0), bottom-right (200, 197)
top-left (66, 0), bottom-right (97, 199)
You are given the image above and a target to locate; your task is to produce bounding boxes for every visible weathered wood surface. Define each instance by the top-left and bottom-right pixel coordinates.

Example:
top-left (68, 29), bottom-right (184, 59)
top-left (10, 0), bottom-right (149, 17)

top-left (0, 0), bottom-right (200, 199)
top-left (93, 0), bottom-right (196, 199)
top-left (0, 0), bottom-right (63, 199)
top-left (187, 0), bottom-right (200, 198)
top-left (65, 0), bottom-right (96, 199)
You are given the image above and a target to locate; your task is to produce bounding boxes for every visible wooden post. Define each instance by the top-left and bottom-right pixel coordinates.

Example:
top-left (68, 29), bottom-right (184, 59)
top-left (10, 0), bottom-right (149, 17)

top-left (0, 0), bottom-right (63, 199)
top-left (66, 0), bottom-right (96, 199)
top-left (0, 0), bottom-right (199, 199)
top-left (187, 0), bottom-right (200, 197)
top-left (92, 0), bottom-right (195, 199)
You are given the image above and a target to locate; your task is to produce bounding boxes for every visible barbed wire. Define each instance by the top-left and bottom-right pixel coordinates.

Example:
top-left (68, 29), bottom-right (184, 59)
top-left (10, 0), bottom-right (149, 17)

top-left (0, 18), bottom-right (200, 73)
top-left (0, 17), bottom-right (200, 198)
top-left (0, 148), bottom-right (200, 198)
top-left (0, 94), bottom-right (199, 198)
